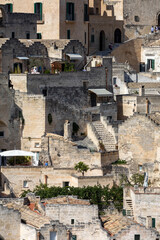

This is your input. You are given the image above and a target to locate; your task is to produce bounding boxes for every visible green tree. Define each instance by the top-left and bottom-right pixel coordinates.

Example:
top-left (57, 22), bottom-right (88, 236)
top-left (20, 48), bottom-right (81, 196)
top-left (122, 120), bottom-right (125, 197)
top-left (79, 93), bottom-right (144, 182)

top-left (74, 162), bottom-right (89, 176)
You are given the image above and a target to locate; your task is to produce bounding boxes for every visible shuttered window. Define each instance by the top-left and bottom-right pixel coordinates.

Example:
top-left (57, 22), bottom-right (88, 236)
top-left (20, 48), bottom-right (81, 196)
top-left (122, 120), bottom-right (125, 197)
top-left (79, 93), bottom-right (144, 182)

top-left (66, 2), bottom-right (74, 21)
top-left (34, 3), bottom-right (42, 20)
top-left (6, 3), bottom-right (13, 13)
top-left (152, 218), bottom-right (156, 228)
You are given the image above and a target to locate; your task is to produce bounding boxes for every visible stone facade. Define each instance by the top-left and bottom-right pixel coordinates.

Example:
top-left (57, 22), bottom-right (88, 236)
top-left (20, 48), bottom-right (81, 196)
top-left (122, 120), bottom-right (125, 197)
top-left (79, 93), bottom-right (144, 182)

top-left (0, 204), bottom-right (21, 240)
top-left (118, 114), bottom-right (160, 172)
top-left (0, 4), bottom-right (37, 39)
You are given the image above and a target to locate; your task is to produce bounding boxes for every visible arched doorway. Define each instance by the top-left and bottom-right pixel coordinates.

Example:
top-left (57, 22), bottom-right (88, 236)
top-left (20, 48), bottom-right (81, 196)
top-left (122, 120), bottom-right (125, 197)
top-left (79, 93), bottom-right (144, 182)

top-left (158, 14), bottom-right (160, 26)
top-left (114, 28), bottom-right (121, 43)
top-left (99, 30), bottom-right (105, 51)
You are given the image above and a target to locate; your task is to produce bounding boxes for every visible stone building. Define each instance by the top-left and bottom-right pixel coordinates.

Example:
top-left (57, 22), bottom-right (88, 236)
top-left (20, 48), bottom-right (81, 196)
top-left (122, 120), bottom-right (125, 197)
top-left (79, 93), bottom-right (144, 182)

top-left (118, 114), bottom-right (160, 173)
top-left (123, 186), bottom-right (160, 236)
top-left (0, 0), bottom-right (89, 50)
top-left (89, 0), bottom-right (124, 54)
top-left (102, 213), bottom-right (160, 240)
top-left (0, 4), bottom-right (37, 39)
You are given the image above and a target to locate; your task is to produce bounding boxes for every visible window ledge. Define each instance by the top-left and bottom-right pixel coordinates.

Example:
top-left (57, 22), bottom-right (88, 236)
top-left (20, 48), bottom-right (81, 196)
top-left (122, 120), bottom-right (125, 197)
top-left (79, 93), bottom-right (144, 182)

top-left (37, 20), bottom-right (44, 24)
top-left (65, 20), bottom-right (75, 23)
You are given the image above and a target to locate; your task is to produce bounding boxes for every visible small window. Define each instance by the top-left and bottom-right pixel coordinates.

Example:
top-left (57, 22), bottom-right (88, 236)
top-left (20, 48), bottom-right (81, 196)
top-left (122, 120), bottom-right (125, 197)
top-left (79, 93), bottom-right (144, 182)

top-left (35, 143), bottom-right (40, 148)
top-left (67, 30), bottom-right (70, 39)
top-left (37, 33), bottom-right (42, 39)
top-left (26, 32), bottom-right (30, 39)
top-left (0, 131), bottom-right (4, 137)
top-left (135, 16), bottom-right (140, 22)
top-left (23, 181), bottom-right (28, 188)
top-left (147, 59), bottom-right (155, 70)
top-left (113, 77), bottom-right (117, 85)
top-left (73, 46), bottom-right (75, 53)
top-left (6, 3), bottom-right (13, 13)
top-left (71, 235), bottom-right (77, 240)
top-left (71, 219), bottom-right (74, 224)
top-left (134, 235), bottom-right (140, 240)
top-left (91, 34), bottom-right (94, 43)
top-left (42, 88), bottom-right (47, 96)
top-left (63, 181), bottom-right (69, 187)
top-left (152, 218), bottom-right (156, 228)
top-left (11, 32), bottom-right (15, 38)
top-left (96, 8), bottom-right (99, 14)
top-left (139, 165), bottom-right (142, 171)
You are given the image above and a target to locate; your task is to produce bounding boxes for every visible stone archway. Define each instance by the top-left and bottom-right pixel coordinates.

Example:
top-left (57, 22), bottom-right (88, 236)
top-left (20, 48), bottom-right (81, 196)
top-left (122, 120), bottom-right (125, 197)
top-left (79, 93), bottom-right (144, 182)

top-left (99, 30), bottom-right (105, 51)
top-left (114, 28), bottom-right (121, 43)
top-left (158, 14), bottom-right (160, 26)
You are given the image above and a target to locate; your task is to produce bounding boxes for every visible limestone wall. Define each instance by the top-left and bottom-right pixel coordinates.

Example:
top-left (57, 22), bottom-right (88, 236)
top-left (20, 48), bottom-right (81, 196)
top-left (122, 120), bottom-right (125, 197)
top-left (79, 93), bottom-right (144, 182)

top-left (111, 38), bottom-right (144, 72)
top-left (118, 114), bottom-right (160, 166)
top-left (0, 204), bottom-right (21, 240)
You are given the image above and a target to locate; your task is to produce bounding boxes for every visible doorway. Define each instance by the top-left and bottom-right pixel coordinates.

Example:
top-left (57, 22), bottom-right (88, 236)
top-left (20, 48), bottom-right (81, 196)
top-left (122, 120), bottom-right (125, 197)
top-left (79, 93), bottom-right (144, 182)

top-left (114, 28), bottom-right (121, 43)
top-left (99, 30), bottom-right (105, 51)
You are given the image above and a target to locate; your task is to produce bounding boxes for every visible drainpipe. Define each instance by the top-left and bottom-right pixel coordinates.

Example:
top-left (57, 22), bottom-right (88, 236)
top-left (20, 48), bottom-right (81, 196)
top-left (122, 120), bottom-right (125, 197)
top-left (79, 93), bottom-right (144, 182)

top-left (146, 98), bottom-right (149, 114)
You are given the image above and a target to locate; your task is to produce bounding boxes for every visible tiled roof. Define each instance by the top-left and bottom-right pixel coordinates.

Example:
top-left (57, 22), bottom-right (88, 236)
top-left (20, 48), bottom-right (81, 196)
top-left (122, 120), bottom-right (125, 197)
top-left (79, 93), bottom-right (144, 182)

top-left (5, 203), bottom-right (51, 228)
top-left (43, 196), bottom-right (90, 205)
top-left (101, 215), bottom-right (134, 236)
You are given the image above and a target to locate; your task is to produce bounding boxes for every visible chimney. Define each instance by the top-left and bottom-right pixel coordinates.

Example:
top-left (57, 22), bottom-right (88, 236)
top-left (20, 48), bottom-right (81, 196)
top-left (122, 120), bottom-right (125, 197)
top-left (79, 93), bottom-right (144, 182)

top-left (139, 85), bottom-right (145, 96)
top-left (64, 120), bottom-right (72, 141)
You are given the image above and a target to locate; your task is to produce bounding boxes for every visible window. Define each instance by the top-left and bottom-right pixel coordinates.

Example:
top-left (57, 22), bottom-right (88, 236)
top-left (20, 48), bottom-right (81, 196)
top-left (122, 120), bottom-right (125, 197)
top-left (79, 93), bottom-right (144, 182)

top-left (34, 2), bottom-right (42, 20)
top-left (135, 16), bottom-right (140, 22)
top-left (84, 4), bottom-right (89, 21)
top-left (152, 218), bottom-right (156, 228)
top-left (113, 77), bottom-right (117, 85)
top-left (85, 32), bottom-right (87, 44)
top-left (134, 235), bottom-right (140, 240)
top-left (67, 29), bottom-right (70, 39)
top-left (0, 131), bottom-right (4, 137)
top-left (139, 165), bottom-right (143, 171)
top-left (96, 8), bottom-right (99, 14)
top-left (6, 3), bottom-right (13, 13)
top-left (23, 181), bottom-right (28, 188)
top-left (66, 2), bottom-right (74, 21)
top-left (147, 59), bottom-right (155, 70)
top-left (37, 33), bottom-right (42, 39)
top-left (42, 88), bottom-right (47, 96)
top-left (91, 34), bottom-right (95, 43)
top-left (26, 32), bottom-right (30, 39)
top-left (50, 231), bottom-right (57, 240)
top-left (71, 219), bottom-right (74, 224)
top-left (35, 143), bottom-right (40, 148)
top-left (63, 181), bottom-right (69, 187)
top-left (71, 236), bottom-right (77, 240)
top-left (11, 32), bottom-right (15, 38)
top-left (73, 46), bottom-right (75, 53)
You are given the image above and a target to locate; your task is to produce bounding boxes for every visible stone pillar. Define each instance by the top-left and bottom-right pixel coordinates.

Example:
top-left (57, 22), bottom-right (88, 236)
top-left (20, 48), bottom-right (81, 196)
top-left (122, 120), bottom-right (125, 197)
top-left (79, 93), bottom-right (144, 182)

top-left (64, 120), bottom-right (72, 141)
top-left (139, 85), bottom-right (145, 96)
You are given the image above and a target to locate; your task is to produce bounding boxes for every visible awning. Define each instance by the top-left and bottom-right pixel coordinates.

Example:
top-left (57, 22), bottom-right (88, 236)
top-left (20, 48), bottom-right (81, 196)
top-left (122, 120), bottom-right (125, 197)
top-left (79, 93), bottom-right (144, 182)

top-left (66, 53), bottom-right (82, 60)
top-left (0, 150), bottom-right (35, 157)
top-left (88, 89), bottom-right (113, 97)
top-left (17, 57), bottom-right (29, 60)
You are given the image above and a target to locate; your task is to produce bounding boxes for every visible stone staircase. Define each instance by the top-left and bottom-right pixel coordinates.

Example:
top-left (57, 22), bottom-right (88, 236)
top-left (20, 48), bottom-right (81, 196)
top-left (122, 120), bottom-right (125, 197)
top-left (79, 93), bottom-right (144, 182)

top-left (125, 198), bottom-right (133, 216)
top-left (92, 121), bottom-right (116, 152)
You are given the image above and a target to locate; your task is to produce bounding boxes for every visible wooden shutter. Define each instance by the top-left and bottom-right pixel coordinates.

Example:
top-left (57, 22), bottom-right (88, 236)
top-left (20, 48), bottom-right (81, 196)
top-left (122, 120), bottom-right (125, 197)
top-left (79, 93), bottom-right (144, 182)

top-left (39, 3), bottom-right (42, 20)
top-left (152, 218), bottom-right (156, 228)
top-left (10, 4), bottom-right (13, 13)
top-left (72, 3), bottom-right (74, 20)
top-left (66, 2), bottom-right (69, 19)
top-left (34, 3), bottom-right (36, 14)
top-left (152, 60), bottom-right (155, 70)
